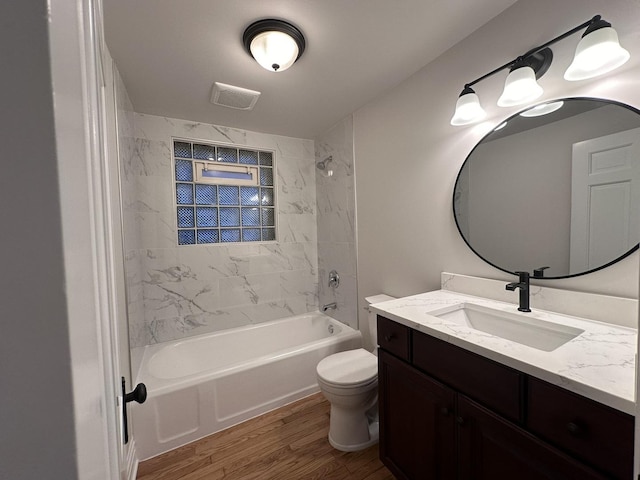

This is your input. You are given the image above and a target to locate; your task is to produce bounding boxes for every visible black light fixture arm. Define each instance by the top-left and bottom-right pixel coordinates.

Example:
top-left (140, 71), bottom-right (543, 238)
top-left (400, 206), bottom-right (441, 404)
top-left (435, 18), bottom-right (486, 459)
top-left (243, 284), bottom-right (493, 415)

top-left (462, 15), bottom-right (602, 91)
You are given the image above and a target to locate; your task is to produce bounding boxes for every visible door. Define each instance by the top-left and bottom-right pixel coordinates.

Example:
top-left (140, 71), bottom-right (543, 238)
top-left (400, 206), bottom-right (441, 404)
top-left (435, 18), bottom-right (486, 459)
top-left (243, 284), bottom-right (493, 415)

top-left (378, 351), bottom-right (456, 480)
top-left (95, 3), bottom-right (135, 477)
top-left (570, 128), bottom-right (640, 272)
top-left (457, 395), bottom-right (607, 480)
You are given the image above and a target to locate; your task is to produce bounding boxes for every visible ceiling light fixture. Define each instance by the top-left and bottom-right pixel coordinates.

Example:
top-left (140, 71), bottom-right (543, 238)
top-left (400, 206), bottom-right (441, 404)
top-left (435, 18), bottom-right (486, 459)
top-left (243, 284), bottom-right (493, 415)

top-left (243, 19), bottom-right (306, 72)
top-left (451, 15), bottom-right (629, 126)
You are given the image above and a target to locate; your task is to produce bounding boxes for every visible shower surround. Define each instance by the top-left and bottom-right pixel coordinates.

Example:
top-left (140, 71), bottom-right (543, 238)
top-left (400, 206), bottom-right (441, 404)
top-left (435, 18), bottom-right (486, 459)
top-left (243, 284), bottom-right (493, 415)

top-left (121, 113), bottom-right (319, 347)
top-left (315, 116), bottom-right (358, 330)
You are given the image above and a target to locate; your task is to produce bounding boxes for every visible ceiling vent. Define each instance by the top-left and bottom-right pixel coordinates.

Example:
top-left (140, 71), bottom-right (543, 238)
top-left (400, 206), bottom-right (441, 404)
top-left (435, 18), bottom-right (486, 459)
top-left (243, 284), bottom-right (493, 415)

top-left (210, 82), bottom-right (261, 110)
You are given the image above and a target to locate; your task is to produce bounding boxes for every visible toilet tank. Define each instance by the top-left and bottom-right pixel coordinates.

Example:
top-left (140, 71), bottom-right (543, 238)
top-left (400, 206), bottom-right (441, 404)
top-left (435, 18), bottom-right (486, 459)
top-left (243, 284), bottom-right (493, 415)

top-left (364, 294), bottom-right (397, 349)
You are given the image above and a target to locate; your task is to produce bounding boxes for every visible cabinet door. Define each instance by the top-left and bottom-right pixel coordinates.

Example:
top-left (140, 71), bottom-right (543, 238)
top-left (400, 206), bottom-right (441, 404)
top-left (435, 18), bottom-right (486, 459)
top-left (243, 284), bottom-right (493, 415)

top-left (378, 350), bottom-right (456, 480)
top-left (457, 395), bottom-right (607, 480)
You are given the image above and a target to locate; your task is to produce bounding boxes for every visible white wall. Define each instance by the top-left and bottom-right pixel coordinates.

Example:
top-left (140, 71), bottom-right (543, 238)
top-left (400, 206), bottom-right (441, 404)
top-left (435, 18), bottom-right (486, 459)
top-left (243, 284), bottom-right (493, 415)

top-left (1, 0), bottom-right (120, 479)
top-left (0, 2), bottom-right (78, 478)
top-left (354, 0), bottom-right (640, 319)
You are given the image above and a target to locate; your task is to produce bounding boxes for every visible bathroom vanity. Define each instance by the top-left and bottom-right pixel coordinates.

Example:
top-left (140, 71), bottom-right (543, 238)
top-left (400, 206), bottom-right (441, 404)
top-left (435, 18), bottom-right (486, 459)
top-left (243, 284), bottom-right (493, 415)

top-left (372, 289), bottom-right (636, 480)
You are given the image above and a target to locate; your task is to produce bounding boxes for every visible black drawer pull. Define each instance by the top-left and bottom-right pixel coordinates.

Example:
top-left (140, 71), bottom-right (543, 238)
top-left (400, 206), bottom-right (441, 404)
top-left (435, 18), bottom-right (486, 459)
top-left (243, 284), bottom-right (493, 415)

top-left (567, 422), bottom-right (583, 436)
top-left (456, 416), bottom-right (465, 425)
top-left (440, 407), bottom-right (450, 416)
top-left (384, 333), bottom-right (396, 342)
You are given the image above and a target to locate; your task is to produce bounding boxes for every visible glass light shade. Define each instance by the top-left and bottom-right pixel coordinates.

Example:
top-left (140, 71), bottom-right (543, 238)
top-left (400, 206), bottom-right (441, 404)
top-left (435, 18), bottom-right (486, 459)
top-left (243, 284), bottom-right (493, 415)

top-left (564, 27), bottom-right (630, 81)
top-left (249, 31), bottom-right (299, 72)
top-left (520, 101), bottom-right (564, 117)
top-left (450, 91), bottom-right (486, 126)
top-left (497, 66), bottom-right (544, 107)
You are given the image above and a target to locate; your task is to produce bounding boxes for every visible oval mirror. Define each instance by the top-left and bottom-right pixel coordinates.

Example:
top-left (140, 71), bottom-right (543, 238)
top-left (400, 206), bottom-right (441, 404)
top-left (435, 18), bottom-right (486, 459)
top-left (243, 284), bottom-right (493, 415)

top-left (453, 98), bottom-right (640, 279)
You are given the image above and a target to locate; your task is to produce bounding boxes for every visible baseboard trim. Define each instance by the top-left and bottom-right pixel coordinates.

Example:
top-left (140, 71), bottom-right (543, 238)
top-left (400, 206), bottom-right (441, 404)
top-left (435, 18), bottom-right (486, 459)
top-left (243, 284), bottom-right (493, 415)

top-left (125, 440), bottom-right (138, 480)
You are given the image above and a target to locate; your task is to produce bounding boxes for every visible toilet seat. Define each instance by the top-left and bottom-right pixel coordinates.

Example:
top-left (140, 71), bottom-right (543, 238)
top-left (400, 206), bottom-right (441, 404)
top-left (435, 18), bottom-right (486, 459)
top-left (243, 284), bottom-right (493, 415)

top-left (317, 348), bottom-right (377, 388)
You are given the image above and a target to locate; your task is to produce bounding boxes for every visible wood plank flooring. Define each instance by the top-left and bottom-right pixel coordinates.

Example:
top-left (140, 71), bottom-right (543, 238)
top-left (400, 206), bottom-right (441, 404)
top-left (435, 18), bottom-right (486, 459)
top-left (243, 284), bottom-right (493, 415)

top-left (137, 393), bottom-right (395, 480)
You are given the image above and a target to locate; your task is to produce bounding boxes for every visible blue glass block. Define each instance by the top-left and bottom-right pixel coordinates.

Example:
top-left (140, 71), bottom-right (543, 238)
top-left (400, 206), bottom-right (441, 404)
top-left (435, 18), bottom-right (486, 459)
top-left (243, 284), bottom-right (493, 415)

top-left (197, 229), bottom-right (219, 244)
top-left (240, 186), bottom-right (260, 206)
top-left (177, 207), bottom-right (195, 228)
top-left (241, 207), bottom-right (260, 226)
top-left (175, 159), bottom-right (193, 182)
top-left (195, 184), bottom-right (217, 205)
top-left (174, 141), bottom-right (192, 158)
top-left (260, 187), bottom-right (274, 206)
top-left (261, 208), bottom-right (275, 226)
top-left (193, 143), bottom-right (216, 160)
top-left (176, 183), bottom-right (193, 204)
top-left (259, 167), bottom-right (274, 187)
top-left (178, 230), bottom-right (196, 245)
top-left (221, 229), bottom-right (241, 243)
top-left (262, 228), bottom-right (276, 241)
top-left (239, 149), bottom-right (259, 165)
top-left (242, 228), bottom-right (261, 242)
top-left (219, 207), bottom-right (240, 227)
top-left (218, 147), bottom-right (238, 163)
top-left (219, 185), bottom-right (239, 205)
top-left (196, 207), bottom-right (218, 227)
top-left (259, 151), bottom-right (273, 166)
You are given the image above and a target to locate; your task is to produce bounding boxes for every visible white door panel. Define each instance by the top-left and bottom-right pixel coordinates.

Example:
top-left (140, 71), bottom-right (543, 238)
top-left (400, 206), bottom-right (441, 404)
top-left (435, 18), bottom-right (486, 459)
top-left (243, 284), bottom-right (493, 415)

top-left (570, 128), bottom-right (640, 272)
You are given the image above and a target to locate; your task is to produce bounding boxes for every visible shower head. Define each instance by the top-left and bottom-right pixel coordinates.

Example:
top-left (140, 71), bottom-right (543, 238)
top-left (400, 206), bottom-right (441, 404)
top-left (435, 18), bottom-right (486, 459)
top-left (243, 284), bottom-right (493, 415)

top-left (316, 156), bottom-right (333, 177)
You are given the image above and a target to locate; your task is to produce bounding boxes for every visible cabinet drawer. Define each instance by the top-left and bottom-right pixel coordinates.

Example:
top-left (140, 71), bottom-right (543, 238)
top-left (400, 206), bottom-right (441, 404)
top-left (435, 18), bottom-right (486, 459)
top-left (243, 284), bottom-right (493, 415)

top-left (527, 377), bottom-right (633, 480)
top-left (377, 316), bottom-right (410, 361)
top-left (412, 331), bottom-right (523, 422)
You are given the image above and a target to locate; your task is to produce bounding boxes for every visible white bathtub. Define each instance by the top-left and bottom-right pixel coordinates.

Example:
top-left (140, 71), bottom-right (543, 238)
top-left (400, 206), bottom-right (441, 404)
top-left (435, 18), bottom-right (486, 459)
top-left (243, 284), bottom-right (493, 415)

top-left (131, 312), bottom-right (362, 460)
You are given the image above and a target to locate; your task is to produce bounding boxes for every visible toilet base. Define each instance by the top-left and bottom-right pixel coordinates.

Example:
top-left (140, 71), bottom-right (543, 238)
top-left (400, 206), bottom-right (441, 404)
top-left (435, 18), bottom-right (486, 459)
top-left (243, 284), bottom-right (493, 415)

top-left (325, 395), bottom-right (379, 452)
top-left (328, 420), bottom-right (379, 452)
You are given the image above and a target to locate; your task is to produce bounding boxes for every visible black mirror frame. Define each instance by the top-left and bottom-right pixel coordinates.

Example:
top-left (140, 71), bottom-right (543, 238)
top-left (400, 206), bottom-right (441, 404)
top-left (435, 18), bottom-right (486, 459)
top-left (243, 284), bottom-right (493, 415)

top-left (452, 96), bottom-right (640, 280)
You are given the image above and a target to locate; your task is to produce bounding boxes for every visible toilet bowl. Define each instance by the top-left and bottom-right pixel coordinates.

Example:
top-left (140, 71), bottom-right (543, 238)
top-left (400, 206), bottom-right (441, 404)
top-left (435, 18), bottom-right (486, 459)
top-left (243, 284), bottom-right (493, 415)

top-left (316, 294), bottom-right (396, 451)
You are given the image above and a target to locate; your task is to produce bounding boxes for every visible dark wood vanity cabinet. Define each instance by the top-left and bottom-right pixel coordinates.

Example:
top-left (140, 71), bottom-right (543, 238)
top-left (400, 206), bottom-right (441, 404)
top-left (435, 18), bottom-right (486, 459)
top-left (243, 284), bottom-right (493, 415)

top-left (377, 316), bottom-right (633, 480)
top-left (379, 350), bottom-right (456, 479)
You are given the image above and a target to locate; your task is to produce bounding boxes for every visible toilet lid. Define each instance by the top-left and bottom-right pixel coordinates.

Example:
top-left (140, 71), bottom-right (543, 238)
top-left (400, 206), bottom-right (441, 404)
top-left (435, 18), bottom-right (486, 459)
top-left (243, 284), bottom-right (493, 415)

top-left (317, 348), bottom-right (377, 386)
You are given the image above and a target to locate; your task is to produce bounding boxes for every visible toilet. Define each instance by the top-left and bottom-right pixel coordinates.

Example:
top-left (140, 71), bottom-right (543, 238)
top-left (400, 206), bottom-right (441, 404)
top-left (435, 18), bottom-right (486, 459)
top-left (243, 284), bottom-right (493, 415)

top-left (316, 294), bottom-right (396, 452)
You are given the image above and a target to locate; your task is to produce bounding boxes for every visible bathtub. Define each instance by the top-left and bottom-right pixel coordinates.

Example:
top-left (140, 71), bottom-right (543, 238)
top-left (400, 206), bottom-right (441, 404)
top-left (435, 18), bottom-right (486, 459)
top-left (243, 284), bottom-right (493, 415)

top-left (131, 312), bottom-right (362, 460)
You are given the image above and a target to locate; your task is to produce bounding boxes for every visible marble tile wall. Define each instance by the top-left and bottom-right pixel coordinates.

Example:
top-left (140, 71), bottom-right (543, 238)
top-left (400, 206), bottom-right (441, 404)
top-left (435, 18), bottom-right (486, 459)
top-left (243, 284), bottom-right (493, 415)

top-left (315, 116), bottom-right (359, 330)
top-left (123, 114), bottom-right (318, 347)
top-left (113, 65), bottom-right (145, 345)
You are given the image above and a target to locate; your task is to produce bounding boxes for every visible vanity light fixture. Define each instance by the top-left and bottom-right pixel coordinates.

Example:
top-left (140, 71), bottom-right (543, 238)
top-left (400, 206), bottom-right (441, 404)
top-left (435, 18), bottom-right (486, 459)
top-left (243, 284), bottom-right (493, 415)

top-left (451, 15), bottom-right (629, 126)
top-left (450, 86), bottom-right (486, 126)
top-left (243, 19), bottom-right (306, 72)
top-left (520, 100), bottom-right (564, 117)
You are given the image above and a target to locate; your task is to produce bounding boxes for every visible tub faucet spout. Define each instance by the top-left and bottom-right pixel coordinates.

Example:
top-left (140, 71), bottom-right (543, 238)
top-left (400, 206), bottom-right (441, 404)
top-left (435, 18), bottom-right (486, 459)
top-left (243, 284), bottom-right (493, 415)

top-left (322, 302), bottom-right (337, 312)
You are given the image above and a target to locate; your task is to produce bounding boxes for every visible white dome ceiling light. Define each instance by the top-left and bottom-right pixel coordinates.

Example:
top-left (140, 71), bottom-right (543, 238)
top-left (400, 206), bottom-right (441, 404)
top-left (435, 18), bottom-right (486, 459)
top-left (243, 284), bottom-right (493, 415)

top-left (243, 19), bottom-right (306, 73)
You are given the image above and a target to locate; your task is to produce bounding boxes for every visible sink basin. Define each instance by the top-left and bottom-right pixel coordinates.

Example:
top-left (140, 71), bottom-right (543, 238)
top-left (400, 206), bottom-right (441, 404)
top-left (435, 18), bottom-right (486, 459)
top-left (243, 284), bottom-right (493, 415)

top-left (430, 303), bottom-right (584, 352)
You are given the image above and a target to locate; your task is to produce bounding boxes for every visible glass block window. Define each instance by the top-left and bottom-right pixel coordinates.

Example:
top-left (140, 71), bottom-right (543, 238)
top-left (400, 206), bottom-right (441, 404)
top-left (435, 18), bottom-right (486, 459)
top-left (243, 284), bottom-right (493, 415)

top-left (173, 139), bottom-right (276, 245)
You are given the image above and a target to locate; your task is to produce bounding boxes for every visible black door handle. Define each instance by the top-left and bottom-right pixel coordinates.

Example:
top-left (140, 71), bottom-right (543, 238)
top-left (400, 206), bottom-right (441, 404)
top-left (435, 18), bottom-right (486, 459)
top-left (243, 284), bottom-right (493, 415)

top-left (125, 382), bottom-right (147, 404)
top-left (122, 377), bottom-right (147, 444)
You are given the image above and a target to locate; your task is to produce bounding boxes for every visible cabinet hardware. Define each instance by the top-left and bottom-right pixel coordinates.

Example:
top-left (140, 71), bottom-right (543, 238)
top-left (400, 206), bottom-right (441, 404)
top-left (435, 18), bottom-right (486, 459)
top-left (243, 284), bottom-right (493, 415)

top-left (384, 334), bottom-right (396, 342)
top-left (441, 407), bottom-right (451, 416)
top-left (456, 416), bottom-right (465, 425)
top-left (566, 422), bottom-right (583, 436)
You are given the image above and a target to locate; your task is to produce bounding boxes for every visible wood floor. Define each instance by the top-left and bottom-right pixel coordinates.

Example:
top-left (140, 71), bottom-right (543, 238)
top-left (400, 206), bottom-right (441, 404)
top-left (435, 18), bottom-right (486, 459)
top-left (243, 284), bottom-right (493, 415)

top-left (137, 393), bottom-right (395, 480)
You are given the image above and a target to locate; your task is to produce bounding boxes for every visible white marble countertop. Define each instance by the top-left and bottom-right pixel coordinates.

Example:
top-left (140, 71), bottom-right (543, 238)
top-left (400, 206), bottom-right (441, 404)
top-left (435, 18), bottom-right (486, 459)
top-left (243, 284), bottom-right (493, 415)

top-left (371, 290), bottom-right (637, 415)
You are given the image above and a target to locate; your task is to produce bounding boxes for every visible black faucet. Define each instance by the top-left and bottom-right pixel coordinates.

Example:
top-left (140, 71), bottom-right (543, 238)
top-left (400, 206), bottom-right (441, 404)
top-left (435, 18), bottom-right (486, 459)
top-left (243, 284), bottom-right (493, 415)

top-left (505, 271), bottom-right (531, 312)
top-left (533, 266), bottom-right (549, 278)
